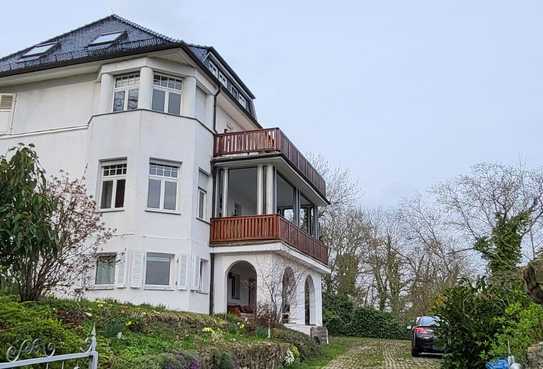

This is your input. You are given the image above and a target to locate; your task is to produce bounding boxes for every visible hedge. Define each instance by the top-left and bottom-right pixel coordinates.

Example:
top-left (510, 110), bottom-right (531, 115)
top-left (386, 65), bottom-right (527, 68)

top-left (324, 294), bottom-right (409, 340)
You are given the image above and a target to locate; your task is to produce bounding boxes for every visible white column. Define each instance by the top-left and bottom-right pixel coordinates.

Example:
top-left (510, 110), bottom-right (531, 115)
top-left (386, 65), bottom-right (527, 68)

top-left (98, 73), bottom-right (114, 114)
top-left (257, 165), bottom-right (264, 215)
top-left (265, 165), bottom-right (274, 214)
top-left (181, 76), bottom-right (197, 117)
top-left (221, 168), bottom-right (229, 217)
top-left (138, 66), bottom-right (154, 110)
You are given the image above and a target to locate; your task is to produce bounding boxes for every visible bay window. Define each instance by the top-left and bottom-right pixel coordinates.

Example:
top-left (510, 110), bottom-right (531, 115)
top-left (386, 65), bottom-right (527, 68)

top-left (99, 161), bottom-right (127, 210)
top-left (152, 74), bottom-right (182, 115)
top-left (147, 161), bottom-right (180, 212)
top-left (113, 73), bottom-right (139, 112)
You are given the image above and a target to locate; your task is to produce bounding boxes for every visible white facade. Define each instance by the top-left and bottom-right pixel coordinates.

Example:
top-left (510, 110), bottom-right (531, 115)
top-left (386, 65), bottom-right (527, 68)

top-left (0, 30), bottom-right (329, 332)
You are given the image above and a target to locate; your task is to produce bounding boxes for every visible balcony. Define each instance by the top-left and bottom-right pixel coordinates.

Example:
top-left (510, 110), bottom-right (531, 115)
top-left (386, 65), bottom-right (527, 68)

top-left (210, 214), bottom-right (329, 266)
top-left (213, 128), bottom-right (326, 198)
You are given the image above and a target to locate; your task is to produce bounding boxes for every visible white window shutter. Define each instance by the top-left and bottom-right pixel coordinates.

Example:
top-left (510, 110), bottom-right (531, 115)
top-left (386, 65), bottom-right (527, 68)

top-left (115, 252), bottom-right (127, 288)
top-left (177, 254), bottom-right (188, 290)
top-left (130, 252), bottom-right (145, 288)
top-left (0, 94), bottom-right (15, 134)
top-left (191, 255), bottom-right (201, 291)
top-left (201, 260), bottom-right (209, 293)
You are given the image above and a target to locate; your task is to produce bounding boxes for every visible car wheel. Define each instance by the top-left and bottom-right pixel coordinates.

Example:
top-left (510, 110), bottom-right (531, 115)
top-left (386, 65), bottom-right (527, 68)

top-left (411, 348), bottom-right (420, 357)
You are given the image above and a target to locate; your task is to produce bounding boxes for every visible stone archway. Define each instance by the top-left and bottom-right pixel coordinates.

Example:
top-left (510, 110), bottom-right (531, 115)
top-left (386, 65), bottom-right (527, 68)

top-left (304, 275), bottom-right (316, 326)
top-left (226, 260), bottom-right (257, 317)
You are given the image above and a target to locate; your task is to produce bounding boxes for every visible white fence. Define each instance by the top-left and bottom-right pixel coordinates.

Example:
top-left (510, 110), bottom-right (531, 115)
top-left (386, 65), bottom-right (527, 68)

top-left (0, 327), bottom-right (98, 369)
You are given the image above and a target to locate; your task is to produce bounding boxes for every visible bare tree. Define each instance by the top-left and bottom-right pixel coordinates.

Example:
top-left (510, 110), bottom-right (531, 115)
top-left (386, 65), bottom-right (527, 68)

top-left (256, 256), bottom-right (306, 336)
top-left (434, 162), bottom-right (543, 260)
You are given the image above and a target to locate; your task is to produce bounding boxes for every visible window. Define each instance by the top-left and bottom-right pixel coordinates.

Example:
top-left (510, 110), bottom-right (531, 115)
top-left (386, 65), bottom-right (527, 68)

top-left (230, 85), bottom-right (238, 99)
top-left (89, 32), bottom-right (124, 46)
top-left (99, 161), bottom-right (127, 210)
top-left (113, 73), bottom-right (140, 112)
top-left (238, 94), bottom-right (247, 109)
top-left (147, 162), bottom-right (179, 211)
top-left (199, 259), bottom-right (209, 292)
top-left (19, 42), bottom-right (57, 61)
top-left (197, 171), bottom-right (209, 220)
top-left (145, 252), bottom-right (172, 286)
top-left (95, 254), bottom-right (116, 285)
top-left (229, 272), bottom-right (240, 299)
top-left (233, 203), bottom-right (242, 217)
top-left (198, 188), bottom-right (206, 220)
top-left (152, 74), bottom-right (182, 115)
top-left (208, 61), bottom-right (218, 77)
top-left (218, 71), bottom-right (228, 87)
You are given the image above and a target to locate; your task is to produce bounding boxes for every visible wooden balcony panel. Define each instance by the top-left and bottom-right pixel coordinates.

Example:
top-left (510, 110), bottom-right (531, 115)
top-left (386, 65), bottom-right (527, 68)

top-left (213, 128), bottom-right (326, 197)
top-left (210, 214), bottom-right (329, 266)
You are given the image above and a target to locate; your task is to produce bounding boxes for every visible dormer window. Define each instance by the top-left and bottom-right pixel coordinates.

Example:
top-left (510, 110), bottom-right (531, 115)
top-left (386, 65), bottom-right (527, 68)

top-left (89, 32), bottom-right (124, 47)
top-left (230, 86), bottom-right (238, 99)
top-left (18, 42), bottom-right (57, 61)
top-left (208, 61), bottom-right (218, 77)
top-left (218, 71), bottom-right (228, 87)
top-left (238, 95), bottom-right (247, 109)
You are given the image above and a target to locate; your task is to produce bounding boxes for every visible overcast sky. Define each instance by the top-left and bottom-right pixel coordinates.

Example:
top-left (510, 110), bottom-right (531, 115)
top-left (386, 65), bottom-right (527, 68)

top-left (2, 0), bottom-right (542, 208)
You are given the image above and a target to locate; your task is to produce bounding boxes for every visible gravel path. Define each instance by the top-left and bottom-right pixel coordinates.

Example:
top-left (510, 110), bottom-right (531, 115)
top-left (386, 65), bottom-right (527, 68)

top-left (324, 339), bottom-right (441, 369)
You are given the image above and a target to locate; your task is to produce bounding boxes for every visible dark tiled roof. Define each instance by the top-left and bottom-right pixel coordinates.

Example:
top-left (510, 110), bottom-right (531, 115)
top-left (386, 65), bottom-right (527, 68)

top-left (0, 14), bottom-right (259, 122)
top-left (0, 15), bottom-right (181, 76)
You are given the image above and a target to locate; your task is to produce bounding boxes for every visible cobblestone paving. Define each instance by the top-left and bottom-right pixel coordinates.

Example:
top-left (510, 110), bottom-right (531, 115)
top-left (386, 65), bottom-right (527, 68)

top-left (325, 339), bottom-right (441, 369)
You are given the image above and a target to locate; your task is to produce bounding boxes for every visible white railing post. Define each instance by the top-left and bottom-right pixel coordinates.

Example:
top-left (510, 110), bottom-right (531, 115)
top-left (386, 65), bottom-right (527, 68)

top-left (0, 325), bottom-right (99, 369)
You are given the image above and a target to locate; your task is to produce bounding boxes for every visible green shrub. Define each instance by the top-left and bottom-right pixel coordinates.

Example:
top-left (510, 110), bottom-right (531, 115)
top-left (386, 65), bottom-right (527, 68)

top-left (323, 294), bottom-right (408, 340)
top-left (128, 352), bottom-right (200, 369)
top-left (489, 302), bottom-right (543, 364)
top-left (433, 278), bottom-right (514, 369)
top-left (271, 328), bottom-right (320, 360)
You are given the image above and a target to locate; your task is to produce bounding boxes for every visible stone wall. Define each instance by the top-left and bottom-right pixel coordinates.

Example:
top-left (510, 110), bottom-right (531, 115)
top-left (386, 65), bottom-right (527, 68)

top-left (527, 342), bottom-right (543, 369)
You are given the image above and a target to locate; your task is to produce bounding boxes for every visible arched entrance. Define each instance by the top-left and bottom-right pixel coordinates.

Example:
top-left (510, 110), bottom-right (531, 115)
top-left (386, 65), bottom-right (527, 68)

top-left (226, 261), bottom-right (257, 317)
top-left (305, 275), bottom-right (316, 326)
top-left (281, 267), bottom-right (296, 323)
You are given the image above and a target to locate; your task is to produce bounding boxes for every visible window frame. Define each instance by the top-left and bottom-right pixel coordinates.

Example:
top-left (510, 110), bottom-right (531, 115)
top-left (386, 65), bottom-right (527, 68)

top-left (198, 258), bottom-right (209, 293)
top-left (98, 160), bottom-right (127, 211)
top-left (208, 61), bottom-right (219, 77)
top-left (197, 187), bottom-right (207, 220)
top-left (218, 71), bottom-right (228, 87)
top-left (144, 252), bottom-right (174, 289)
top-left (238, 94), bottom-right (247, 109)
top-left (146, 160), bottom-right (181, 214)
top-left (94, 253), bottom-right (117, 287)
top-left (152, 73), bottom-right (183, 115)
top-left (89, 31), bottom-right (124, 46)
top-left (112, 73), bottom-right (140, 112)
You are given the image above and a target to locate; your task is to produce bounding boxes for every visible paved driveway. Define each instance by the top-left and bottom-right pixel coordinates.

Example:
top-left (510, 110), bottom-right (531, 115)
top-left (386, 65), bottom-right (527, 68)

top-left (325, 338), bottom-right (441, 369)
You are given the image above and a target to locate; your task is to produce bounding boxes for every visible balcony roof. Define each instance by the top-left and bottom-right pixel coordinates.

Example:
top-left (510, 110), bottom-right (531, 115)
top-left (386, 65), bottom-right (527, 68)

top-left (213, 128), bottom-right (328, 203)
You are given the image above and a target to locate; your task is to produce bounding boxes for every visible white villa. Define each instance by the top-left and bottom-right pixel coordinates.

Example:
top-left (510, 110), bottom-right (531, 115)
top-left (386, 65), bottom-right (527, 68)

top-left (0, 15), bottom-right (330, 337)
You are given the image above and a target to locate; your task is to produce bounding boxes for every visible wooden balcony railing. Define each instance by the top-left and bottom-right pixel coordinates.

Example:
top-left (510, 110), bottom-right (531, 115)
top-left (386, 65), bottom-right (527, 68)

top-left (213, 128), bottom-right (326, 198)
top-left (210, 214), bottom-right (329, 266)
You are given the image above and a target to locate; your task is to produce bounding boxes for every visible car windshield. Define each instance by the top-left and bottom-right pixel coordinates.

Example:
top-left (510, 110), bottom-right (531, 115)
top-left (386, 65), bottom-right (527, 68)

top-left (419, 316), bottom-right (439, 326)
